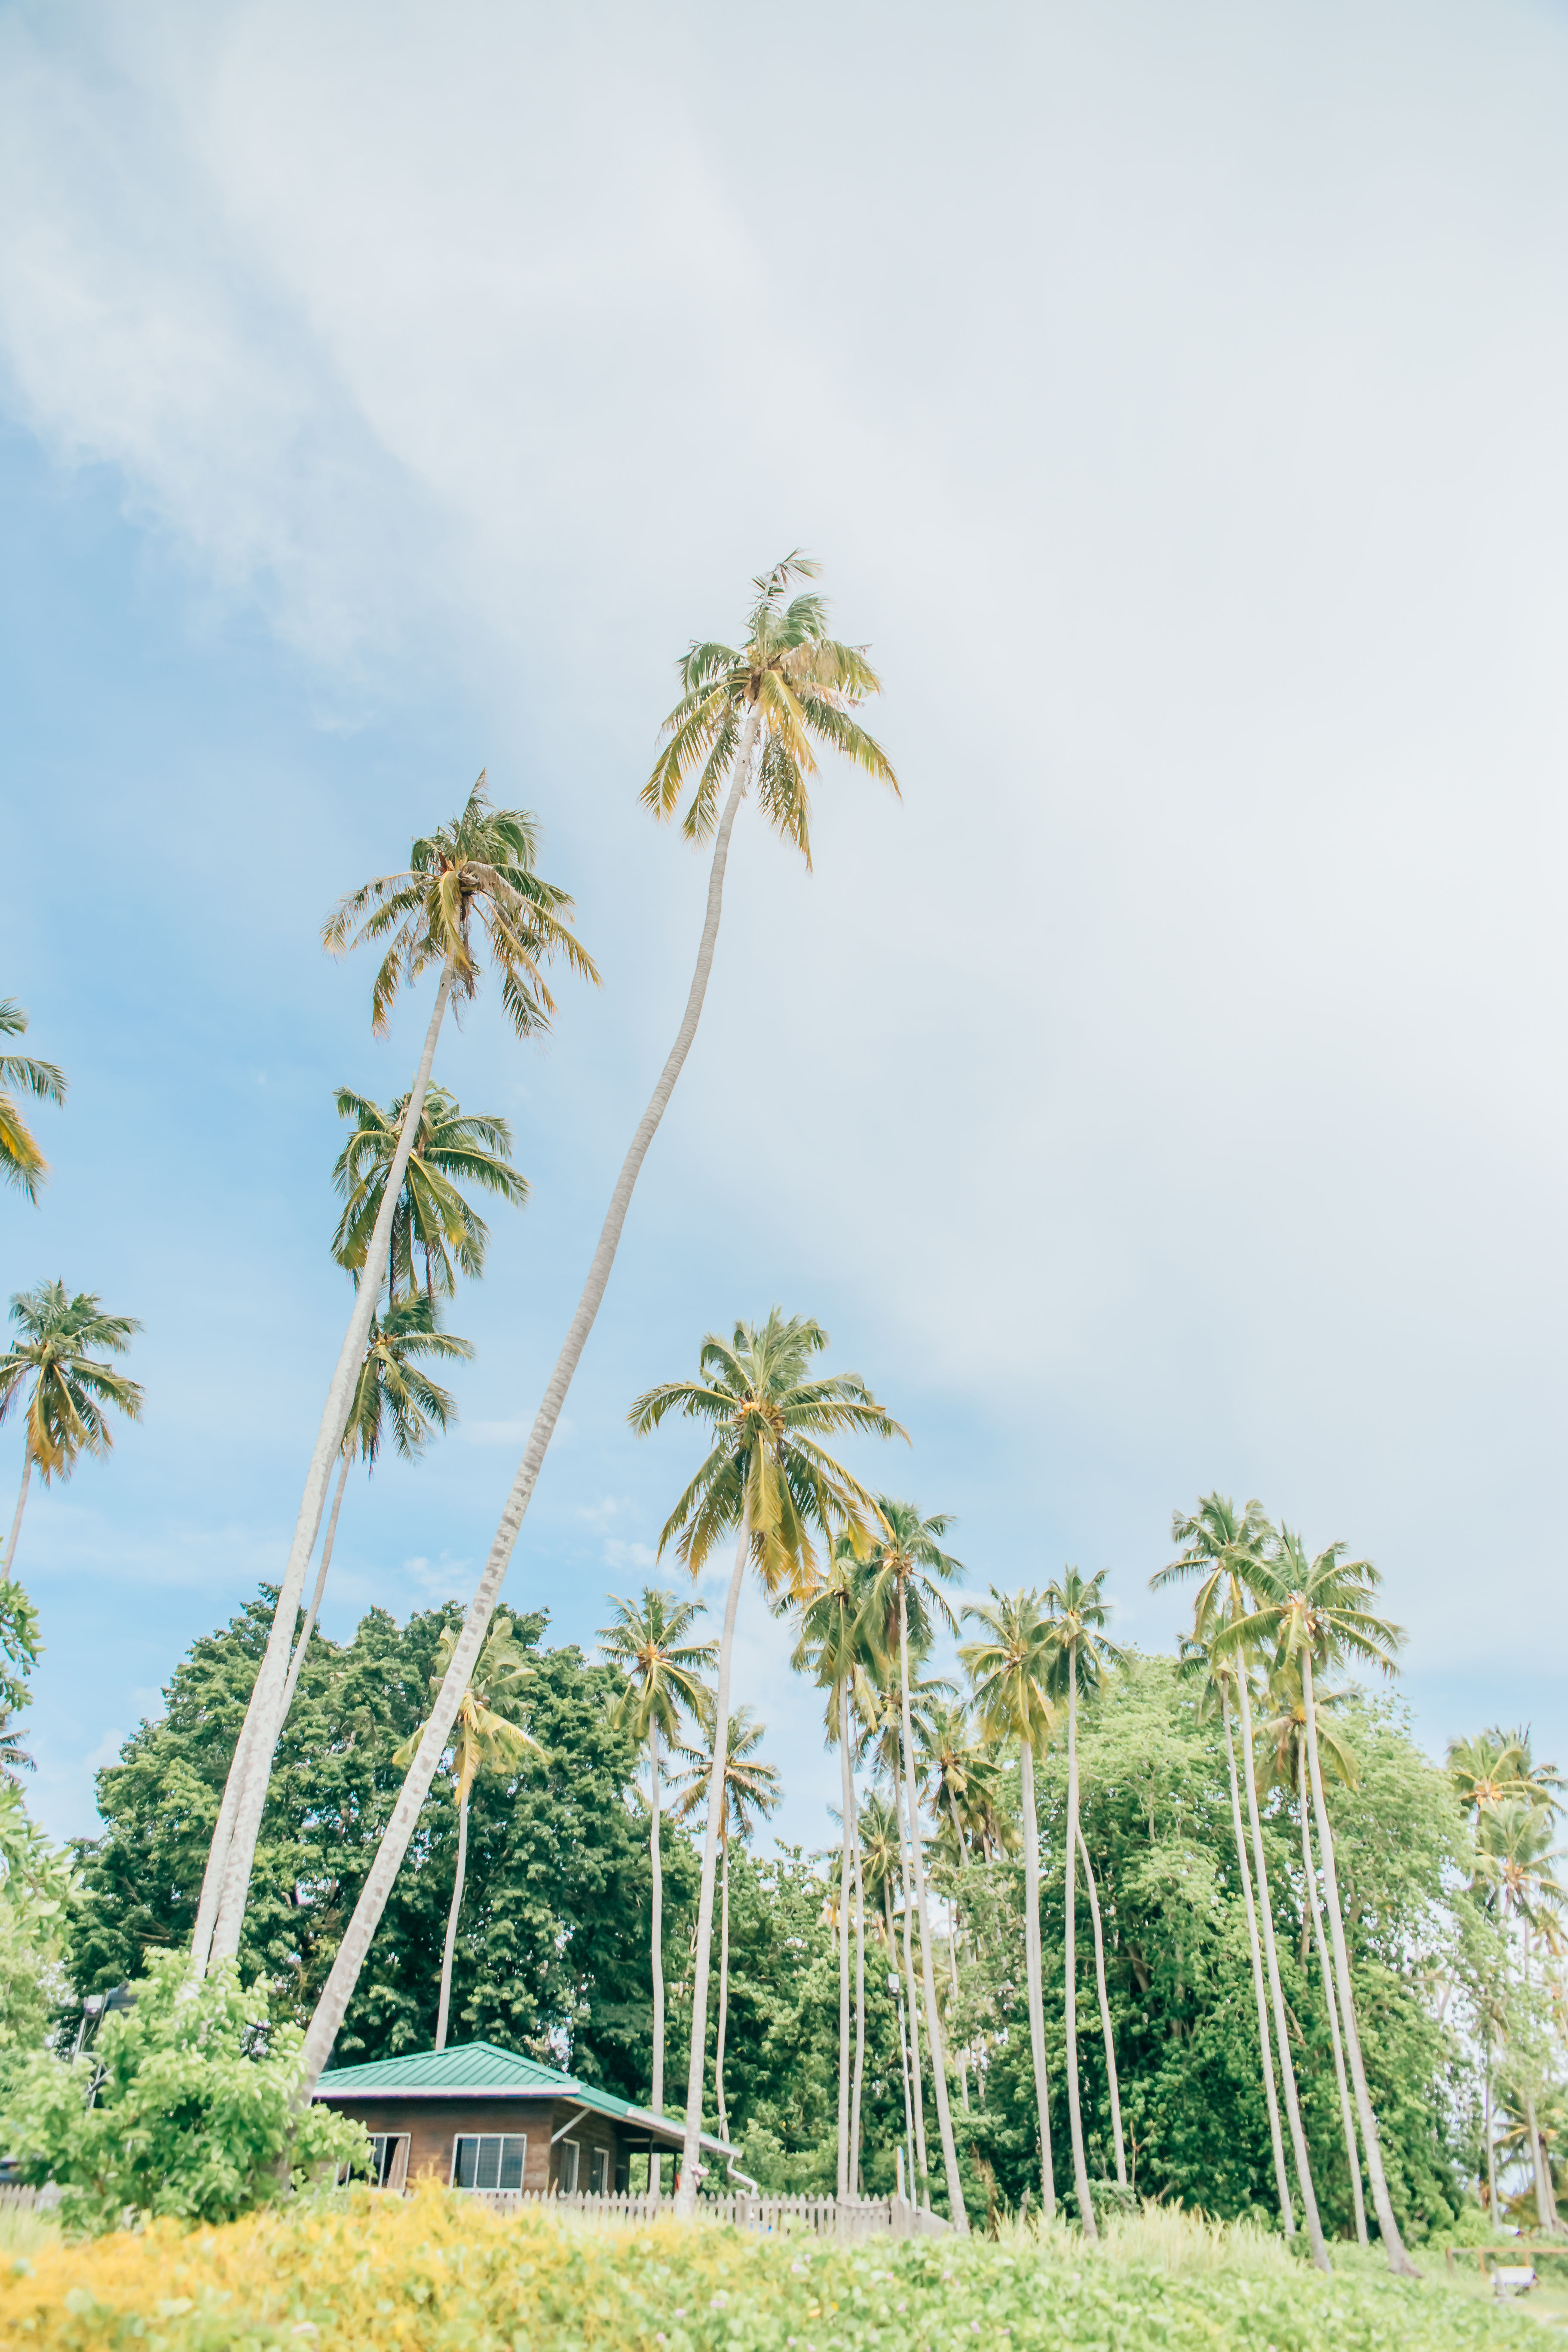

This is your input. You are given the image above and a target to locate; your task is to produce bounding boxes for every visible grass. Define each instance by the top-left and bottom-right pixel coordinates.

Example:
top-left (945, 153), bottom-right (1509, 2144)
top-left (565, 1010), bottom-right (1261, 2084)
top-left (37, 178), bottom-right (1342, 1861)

top-left (0, 2184), bottom-right (1556, 2349)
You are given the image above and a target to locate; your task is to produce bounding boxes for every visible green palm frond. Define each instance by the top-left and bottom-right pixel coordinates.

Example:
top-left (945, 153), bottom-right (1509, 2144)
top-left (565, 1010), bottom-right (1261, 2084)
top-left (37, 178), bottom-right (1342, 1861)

top-left (599, 1586), bottom-right (717, 1748)
top-left (0, 1283), bottom-right (143, 1482)
top-left (331, 1083), bottom-right (529, 1300)
top-left (960, 1586), bottom-right (1058, 1756)
top-left (0, 1001), bottom-right (66, 1204)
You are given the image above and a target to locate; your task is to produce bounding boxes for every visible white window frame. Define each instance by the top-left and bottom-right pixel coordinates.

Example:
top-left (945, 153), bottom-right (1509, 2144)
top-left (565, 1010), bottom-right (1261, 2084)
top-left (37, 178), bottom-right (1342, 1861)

top-left (588, 2144), bottom-right (609, 2196)
top-left (559, 2137), bottom-right (581, 2194)
top-left (450, 2132), bottom-right (528, 2192)
top-left (369, 2132), bottom-right (410, 2192)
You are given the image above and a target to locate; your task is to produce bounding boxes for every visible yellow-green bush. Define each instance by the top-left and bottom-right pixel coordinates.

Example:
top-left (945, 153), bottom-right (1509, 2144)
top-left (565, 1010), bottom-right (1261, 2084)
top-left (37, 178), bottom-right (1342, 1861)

top-left (0, 2184), bottom-right (1546, 2350)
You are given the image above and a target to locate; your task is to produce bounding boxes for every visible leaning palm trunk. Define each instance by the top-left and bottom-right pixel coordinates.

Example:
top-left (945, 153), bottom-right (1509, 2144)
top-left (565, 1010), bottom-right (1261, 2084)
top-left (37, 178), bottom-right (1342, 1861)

top-left (716, 1833), bottom-right (732, 2143)
top-left (1222, 1686), bottom-right (1293, 2233)
top-left (851, 1779), bottom-right (867, 2190)
top-left (1298, 1743), bottom-right (1366, 2244)
top-left (1300, 1651), bottom-right (1418, 2275)
top-left (302, 722), bottom-right (761, 2089)
top-left (890, 1756), bottom-right (930, 2183)
top-left (1527, 2090), bottom-right (1554, 2233)
top-left (1062, 1668), bottom-right (1098, 2240)
top-left (1076, 1824), bottom-right (1126, 2187)
top-left (1237, 1670), bottom-right (1331, 2272)
top-left (649, 1726), bottom-right (666, 2195)
top-left (837, 1683), bottom-right (854, 2199)
top-left (435, 1792), bottom-right (469, 2053)
top-left (1018, 1741), bottom-right (1058, 2214)
top-left (276, 1451), bottom-right (352, 1734)
top-left (898, 1591), bottom-right (969, 2231)
top-left (672, 1501), bottom-right (750, 2214)
top-left (3, 1449), bottom-right (32, 1573)
top-left (198, 957), bottom-right (457, 1975)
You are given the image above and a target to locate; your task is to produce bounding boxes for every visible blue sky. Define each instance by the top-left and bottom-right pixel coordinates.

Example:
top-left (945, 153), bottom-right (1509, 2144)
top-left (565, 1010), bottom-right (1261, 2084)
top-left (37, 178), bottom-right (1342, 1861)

top-left (0, 0), bottom-right (1565, 1856)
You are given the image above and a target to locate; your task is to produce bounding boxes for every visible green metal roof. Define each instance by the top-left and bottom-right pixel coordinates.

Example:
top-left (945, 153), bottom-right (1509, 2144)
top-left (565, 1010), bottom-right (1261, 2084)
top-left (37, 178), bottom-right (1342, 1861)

top-left (314, 2041), bottom-right (732, 2155)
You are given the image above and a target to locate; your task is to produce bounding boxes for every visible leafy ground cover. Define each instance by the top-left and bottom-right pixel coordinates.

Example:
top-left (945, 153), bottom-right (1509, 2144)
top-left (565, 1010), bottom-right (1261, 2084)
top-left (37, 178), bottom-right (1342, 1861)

top-left (0, 2188), bottom-right (1553, 2351)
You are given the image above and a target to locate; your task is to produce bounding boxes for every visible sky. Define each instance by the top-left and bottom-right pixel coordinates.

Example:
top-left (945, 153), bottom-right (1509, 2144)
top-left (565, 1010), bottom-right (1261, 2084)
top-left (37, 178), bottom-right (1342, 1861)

top-left (0, 0), bottom-right (1564, 1860)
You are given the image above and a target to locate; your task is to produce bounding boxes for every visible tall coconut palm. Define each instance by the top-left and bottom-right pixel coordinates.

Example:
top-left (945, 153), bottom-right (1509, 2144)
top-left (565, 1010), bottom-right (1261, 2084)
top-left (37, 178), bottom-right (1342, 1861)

top-left (395, 1614), bottom-right (541, 2050)
top-left (0, 1002), bottom-right (65, 1204)
top-left (1473, 1795), bottom-right (1568, 2231)
top-left (277, 1298), bottom-right (472, 1732)
top-left (1156, 1498), bottom-right (1305, 2249)
top-left (331, 1085), bottom-right (528, 1306)
top-left (919, 1700), bottom-right (997, 2115)
top-left (960, 1587), bottom-right (1060, 2216)
top-left (0, 1283), bottom-right (141, 1574)
top-left (1040, 1569), bottom-right (1124, 2241)
top-left (1260, 1669), bottom-right (1368, 2244)
top-left (670, 1706), bottom-right (781, 2143)
top-left (599, 1587), bottom-right (716, 2187)
top-left (199, 779), bottom-right (594, 1978)
top-left (858, 1788), bottom-right (917, 2193)
top-left (628, 1308), bottom-right (900, 2212)
top-left (1451, 1729), bottom-right (1565, 1822)
top-left (300, 562), bottom-right (898, 2087)
top-left (858, 1668), bottom-right (935, 2183)
top-left (1075, 1820), bottom-right (1127, 2190)
top-left (859, 1500), bottom-right (970, 2230)
top-left (795, 1544), bottom-right (884, 2198)
top-left (1231, 1529), bottom-right (1414, 2275)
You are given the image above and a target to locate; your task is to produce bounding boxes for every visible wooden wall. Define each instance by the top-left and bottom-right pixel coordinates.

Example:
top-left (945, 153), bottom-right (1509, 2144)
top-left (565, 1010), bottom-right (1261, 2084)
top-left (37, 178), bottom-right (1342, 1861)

top-left (318, 2095), bottom-right (625, 2193)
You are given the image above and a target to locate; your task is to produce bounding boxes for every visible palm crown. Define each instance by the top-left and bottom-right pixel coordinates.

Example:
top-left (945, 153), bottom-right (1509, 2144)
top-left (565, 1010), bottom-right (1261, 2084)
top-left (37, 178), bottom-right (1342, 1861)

top-left (322, 775), bottom-right (599, 1038)
top-left (1152, 1493), bottom-right (1271, 1646)
top-left (0, 1000), bottom-right (66, 1204)
top-left (343, 1296), bottom-right (472, 1470)
top-left (397, 1614), bottom-right (541, 1806)
top-left (671, 1706), bottom-right (782, 1845)
top-left (859, 1499), bottom-right (963, 1660)
top-left (1221, 1528), bottom-right (1404, 1682)
top-left (628, 1310), bottom-right (904, 1596)
top-left (331, 1085), bottom-right (528, 1302)
top-left (1449, 1727), bottom-right (1565, 1822)
top-left (599, 1588), bottom-right (716, 1750)
top-left (1043, 1567), bottom-right (1126, 1698)
top-left (961, 1587), bottom-right (1059, 1756)
top-left (641, 553), bottom-right (899, 867)
top-left (0, 1283), bottom-right (143, 1481)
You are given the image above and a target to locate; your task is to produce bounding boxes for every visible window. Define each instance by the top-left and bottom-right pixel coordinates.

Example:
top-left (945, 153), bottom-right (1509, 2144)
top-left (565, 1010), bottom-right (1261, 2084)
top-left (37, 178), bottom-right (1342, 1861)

top-left (588, 2146), bottom-right (608, 2196)
top-left (451, 2134), bottom-right (527, 2191)
top-left (559, 2139), bottom-right (580, 2194)
top-left (368, 2134), bottom-right (409, 2191)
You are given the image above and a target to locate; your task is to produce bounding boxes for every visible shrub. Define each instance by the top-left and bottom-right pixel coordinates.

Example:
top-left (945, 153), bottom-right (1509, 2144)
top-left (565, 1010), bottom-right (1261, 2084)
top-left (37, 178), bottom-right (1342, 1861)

top-left (0, 1951), bottom-right (366, 2233)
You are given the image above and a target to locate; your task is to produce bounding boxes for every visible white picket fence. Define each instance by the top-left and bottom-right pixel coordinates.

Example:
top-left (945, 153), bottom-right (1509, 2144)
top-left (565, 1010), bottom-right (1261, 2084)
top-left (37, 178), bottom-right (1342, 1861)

top-left (459, 2187), bottom-right (951, 2238)
top-left (0, 2184), bottom-right (58, 2214)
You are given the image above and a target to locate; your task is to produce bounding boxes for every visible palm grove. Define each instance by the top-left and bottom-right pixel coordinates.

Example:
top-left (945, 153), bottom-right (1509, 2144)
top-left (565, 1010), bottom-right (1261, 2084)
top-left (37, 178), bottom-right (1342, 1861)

top-left (0, 560), bottom-right (1561, 2249)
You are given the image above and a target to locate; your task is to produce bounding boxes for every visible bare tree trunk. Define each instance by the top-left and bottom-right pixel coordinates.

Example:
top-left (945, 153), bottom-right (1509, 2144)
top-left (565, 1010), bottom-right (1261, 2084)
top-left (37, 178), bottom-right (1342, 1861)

top-left (837, 1681), bottom-right (853, 2199)
top-left (3, 1448), bottom-right (32, 1574)
top-left (1237, 1668), bottom-right (1331, 2273)
top-left (1019, 1741), bottom-right (1058, 2217)
top-left (673, 1504), bottom-right (749, 2214)
top-left (276, 1450), bottom-right (351, 1735)
top-left (1301, 1651), bottom-right (1417, 2276)
top-left (1485, 2046), bottom-right (1498, 2220)
top-left (1077, 1823), bottom-right (1126, 2187)
top-left (1063, 1664), bottom-right (1098, 2240)
top-left (716, 1832), bottom-right (731, 2144)
top-left (200, 957), bottom-right (456, 1975)
top-left (946, 1788), bottom-right (972, 2116)
top-left (899, 1590), bottom-right (969, 2231)
top-left (435, 1790), bottom-right (468, 2053)
top-left (301, 719), bottom-right (761, 2089)
top-left (1298, 1742), bottom-right (1366, 2244)
top-left (851, 1771), bottom-right (866, 2191)
top-left (889, 1752), bottom-right (928, 2184)
top-left (885, 1879), bottom-right (916, 2196)
top-left (649, 1724), bottom-right (665, 2196)
top-left (1222, 1685), bottom-right (1292, 2233)
top-left (1528, 2091), bottom-right (1553, 2232)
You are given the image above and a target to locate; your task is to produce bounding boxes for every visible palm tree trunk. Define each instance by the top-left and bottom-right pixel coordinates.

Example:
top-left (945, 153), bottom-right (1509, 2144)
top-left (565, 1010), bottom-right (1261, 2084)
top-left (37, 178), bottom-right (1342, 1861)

top-left (889, 1752), bottom-right (929, 2184)
top-left (898, 1589), bottom-right (969, 2232)
top-left (300, 716), bottom-right (763, 2090)
top-left (837, 1681), bottom-right (853, 2200)
top-left (1077, 1822), bottom-right (1126, 2187)
top-left (1300, 1650), bottom-right (1418, 2275)
top-left (716, 1830), bottom-right (731, 2145)
top-left (1019, 1740), bottom-right (1058, 2217)
top-left (1063, 1664), bottom-right (1099, 2240)
top-left (435, 1790), bottom-right (469, 2053)
top-left (198, 955), bottom-right (458, 1977)
top-left (886, 1880), bottom-right (916, 2197)
top-left (649, 1724), bottom-right (665, 2196)
top-left (1528, 2090), bottom-right (1553, 2232)
top-left (1222, 1684), bottom-right (1293, 2234)
top-left (671, 1501), bottom-right (750, 2215)
top-left (851, 1775), bottom-right (866, 2192)
top-left (1485, 2043), bottom-right (1498, 2221)
top-left (1237, 1667), bottom-right (1332, 2273)
top-left (946, 1788), bottom-right (972, 2117)
top-left (276, 1450), bottom-right (352, 1736)
top-left (1298, 1741), bottom-right (1366, 2244)
top-left (3, 1448), bottom-right (32, 1574)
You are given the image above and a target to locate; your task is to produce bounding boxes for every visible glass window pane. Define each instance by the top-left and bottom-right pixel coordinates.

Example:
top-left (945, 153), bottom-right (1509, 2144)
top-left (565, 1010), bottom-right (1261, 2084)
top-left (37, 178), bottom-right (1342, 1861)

top-left (453, 2137), bottom-right (478, 2189)
top-left (560, 2141), bottom-right (579, 2193)
top-left (499, 2137), bottom-right (525, 2190)
top-left (475, 2137), bottom-right (501, 2190)
top-left (589, 2147), bottom-right (607, 2195)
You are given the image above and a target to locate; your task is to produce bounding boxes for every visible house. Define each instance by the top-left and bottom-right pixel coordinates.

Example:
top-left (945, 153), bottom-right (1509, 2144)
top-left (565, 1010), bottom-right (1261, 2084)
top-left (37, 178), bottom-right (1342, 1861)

top-left (313, 2040), bottom-right (735, 2196)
